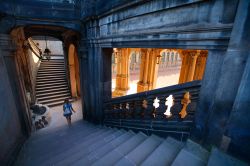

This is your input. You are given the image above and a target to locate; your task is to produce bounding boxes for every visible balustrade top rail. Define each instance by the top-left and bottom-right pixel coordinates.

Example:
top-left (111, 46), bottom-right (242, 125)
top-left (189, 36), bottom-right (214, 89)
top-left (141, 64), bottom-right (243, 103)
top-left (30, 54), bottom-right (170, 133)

top-left (105, 80), bottom-right (201, 104)
top-left (27, 38), bottom-right (43, 60)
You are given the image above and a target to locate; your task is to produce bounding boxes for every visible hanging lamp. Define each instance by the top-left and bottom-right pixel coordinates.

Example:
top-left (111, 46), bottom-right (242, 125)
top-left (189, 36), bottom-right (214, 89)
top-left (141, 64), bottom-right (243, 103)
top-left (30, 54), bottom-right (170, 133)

top-left (43, 36), bottom-right (51, 60)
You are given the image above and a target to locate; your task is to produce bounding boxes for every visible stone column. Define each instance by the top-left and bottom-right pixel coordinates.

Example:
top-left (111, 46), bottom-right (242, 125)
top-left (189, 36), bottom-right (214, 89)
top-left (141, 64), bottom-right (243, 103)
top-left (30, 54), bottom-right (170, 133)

top-left (178, 52), bottom-right (187, 84)
top-left (179, 50), bottom-right (197, 83)
top-left (226, 54), bottom-right (250, 159)
top-left (186, 51), bottom-right (199, 82)
top-left (193, 50), bottom-right (208, 80)
top-left (112, 48), bottom-right (130, 97)
top-left (179, 50), bottom-right (208, 83)
top-left (137, 48), bottom-right (160, 93)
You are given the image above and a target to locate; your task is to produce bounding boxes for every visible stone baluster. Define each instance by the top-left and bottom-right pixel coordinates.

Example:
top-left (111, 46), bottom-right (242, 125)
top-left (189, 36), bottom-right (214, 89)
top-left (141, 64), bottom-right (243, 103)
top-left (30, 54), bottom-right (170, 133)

top-left (120, 102), bottom-right (127, 119)
top-left (179, 92), bottom-right (191, 119)
top-left (134, 99), bottom-right (144, 119)
top-left (127, 101), bottom-right (135, 119)
top-left (113, 104), bottom-right (119, 119)
top-left (155, 95), bottom-right (167, 119)
top-left (143, 96), bottom-right (155, 119)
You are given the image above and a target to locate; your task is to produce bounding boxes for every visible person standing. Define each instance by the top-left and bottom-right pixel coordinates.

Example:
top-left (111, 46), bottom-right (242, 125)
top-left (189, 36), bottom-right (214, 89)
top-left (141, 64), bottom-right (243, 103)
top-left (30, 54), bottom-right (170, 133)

top-left (63, 99), bottom-right (76, 126)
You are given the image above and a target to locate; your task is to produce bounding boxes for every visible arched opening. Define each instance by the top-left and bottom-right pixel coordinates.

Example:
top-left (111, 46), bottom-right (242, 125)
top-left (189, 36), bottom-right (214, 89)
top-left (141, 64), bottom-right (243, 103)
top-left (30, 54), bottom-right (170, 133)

top-left (8, 25), bottom-right (83, 132)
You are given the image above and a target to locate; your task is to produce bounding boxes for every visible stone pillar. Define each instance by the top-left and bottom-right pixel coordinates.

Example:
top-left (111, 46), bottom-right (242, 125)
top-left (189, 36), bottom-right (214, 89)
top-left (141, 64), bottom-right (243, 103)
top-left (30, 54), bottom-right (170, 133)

top-left (203, 0), bottom-right (250, 151)
top-left (186, 51), bottom-right (199, 82)
top-left (0, 34), bottom-right (31, 164)
top-left (193, 49), bottom-right (226, 141)
top-left (178, 52), bottom-right (187, 84)
top-left (193, 50), bottom-right (208, 80)
top-left (137, 48), bottom-right (160, 93)
top-left (179, 50), bottom-right (207, 83)
top-left (226, 55), bottom-right (250, 159)
top-left (112, 48), bottom-right (130, 97)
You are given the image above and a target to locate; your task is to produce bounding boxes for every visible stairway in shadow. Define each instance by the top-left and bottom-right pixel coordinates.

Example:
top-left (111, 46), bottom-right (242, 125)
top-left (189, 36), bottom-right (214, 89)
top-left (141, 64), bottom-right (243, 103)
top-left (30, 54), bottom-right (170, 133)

top-left (15, 121), bottom-right (247, 166)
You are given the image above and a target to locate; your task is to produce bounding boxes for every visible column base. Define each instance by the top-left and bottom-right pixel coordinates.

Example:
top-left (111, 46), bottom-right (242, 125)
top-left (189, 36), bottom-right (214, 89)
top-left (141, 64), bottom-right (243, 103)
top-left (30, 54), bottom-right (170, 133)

top-left (112, 89), bottom-right (128, 97)
top-left (137, 82), bottom-right (149, 93)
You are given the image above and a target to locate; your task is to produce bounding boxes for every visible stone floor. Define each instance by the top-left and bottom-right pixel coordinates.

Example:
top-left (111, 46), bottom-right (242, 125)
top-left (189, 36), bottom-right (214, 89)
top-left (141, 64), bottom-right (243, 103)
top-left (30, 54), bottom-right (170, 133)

top-left (39, 99), bottom-right (83, 131)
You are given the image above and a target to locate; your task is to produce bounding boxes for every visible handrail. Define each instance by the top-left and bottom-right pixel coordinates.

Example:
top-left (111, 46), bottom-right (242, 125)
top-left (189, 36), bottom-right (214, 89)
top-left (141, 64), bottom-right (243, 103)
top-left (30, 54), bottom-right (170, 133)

top-left (103, 80), bottom-right (202, 139)
top-left (27, 38), bottom-right (43, 60)
top-left (105, 80), bottom-right (201, 104)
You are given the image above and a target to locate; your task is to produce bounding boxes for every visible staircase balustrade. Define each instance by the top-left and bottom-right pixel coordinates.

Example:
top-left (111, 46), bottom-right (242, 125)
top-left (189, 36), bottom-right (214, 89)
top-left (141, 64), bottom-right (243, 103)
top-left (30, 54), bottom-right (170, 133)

top-left (27, 38), bottom-right (43, 60)
top-left (103, 80), bottom-right (201, 140)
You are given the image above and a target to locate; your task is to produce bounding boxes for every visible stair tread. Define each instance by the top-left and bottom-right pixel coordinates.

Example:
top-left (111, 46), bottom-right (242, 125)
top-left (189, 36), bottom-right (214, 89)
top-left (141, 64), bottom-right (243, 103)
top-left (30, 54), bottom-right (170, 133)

top-left (37, 93), bottom-right (71, 101)
top-left (171, 139), bottom-right (209, 166)
top-left (26, 128), bottom-right (107, 160)
top-left (72, 131), bottom-right (135, 165)
top-left (36, 90), bottom-right (70, 97)
top-left (141, 137), bottom-right (184, 166)
top-left (44, 99), bottom-right (74, 107)
top-left (36, 87), bottom-right (69, 94)
top-left (36, 85), bottom-right (68, 91)
top-left (38, 96), bottom-right (72, 104)
top-left (92, 132), bottom-right (147, 166)
top-left (37, 129), bottom-right (117, 165)
top-left (54, 130), bottom-right (126, 166)
top-left (116, 134), bottom-right (163, 165)
top-left (207, 147), bottom-right (247, 166)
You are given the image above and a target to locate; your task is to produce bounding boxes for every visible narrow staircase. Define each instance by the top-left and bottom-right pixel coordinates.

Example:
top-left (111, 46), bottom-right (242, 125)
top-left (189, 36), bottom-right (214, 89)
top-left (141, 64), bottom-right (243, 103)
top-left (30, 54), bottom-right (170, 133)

top-left (36, 57), bottom-right (71, 107)
top-left (15, 121), bottom-right (247, 166)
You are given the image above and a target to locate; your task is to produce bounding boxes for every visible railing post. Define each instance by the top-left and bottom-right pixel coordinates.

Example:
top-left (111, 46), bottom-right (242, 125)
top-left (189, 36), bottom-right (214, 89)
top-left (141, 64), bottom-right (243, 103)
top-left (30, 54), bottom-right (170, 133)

top-left (143, 96), bottom-right (155, 119)
top-left (155, 95), bottom-right (167, 120)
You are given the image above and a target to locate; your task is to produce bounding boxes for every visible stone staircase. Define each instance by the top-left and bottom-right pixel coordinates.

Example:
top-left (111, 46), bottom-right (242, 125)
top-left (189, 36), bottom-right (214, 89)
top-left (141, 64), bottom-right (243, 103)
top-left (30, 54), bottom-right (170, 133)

top-left (36, 58), bottom-right (71, 107)
top-left (15, 121), bottom-right (247, 166)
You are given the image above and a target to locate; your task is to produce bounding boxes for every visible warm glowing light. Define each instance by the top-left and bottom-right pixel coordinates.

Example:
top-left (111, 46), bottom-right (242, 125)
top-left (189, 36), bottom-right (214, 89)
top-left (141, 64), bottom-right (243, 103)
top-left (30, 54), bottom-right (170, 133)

top-left (32, 52), bottom-right (39, 63)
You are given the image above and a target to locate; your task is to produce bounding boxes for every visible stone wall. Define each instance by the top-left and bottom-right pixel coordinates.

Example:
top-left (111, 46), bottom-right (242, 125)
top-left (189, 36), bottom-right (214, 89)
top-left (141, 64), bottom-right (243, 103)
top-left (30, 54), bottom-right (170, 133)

top-left (28, 50), bottom-right (41, 100)
top-left (0, 34), bottom-right (30, 165)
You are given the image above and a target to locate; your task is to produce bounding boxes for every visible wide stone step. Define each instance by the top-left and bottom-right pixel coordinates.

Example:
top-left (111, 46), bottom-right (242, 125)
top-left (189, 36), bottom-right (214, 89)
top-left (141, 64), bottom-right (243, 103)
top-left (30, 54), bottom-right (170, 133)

top-left (141, 137), bottom-right (184, 166)
top-left (36, 74), bottom-right (66, 79)
top-left (171, 139), bottom-right (210, 166)
top-left (37, 93), bottom-right (71, 101)
top-left (115, 134), bottom-right (163, 165)
top-left (36, 78), bottom-right (67, 85)
top-left (33, 129), bottom-right (116, 165)
top-left (51, 129), bottom-right (126, 166)
top-left (36, 86), bottom-right (69, 94)
top-left (207, 147), bottom-right (247, 166)
top-left (40, 64), bottom-right (65, 67)
top-left (38, 67), bottom-right (65, 71)
top-left (37, 72), bottom-right (66, 77)
top-left (37, 70), bottom-right (65, 74)
top-left (72, 131), bottom-right (136, 166)
top-left (36, 82), bottom-right (68, 90)
top-left (36, 77), bottom-right (66, 82)
top-left (41, 60), bottom-right (64, 63)
top-left (92, 132), bottom-right (148, 166)
top-left (36, 89), bottom-right (70, 98)
top-left (45, 99), bottom-right (74, 107)
top-left (21, 127), bottom-right (103, 165)
top-left (38, 96), bottom-right (72, 105)
top-left (40, 61), bottom-right (64, 66)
